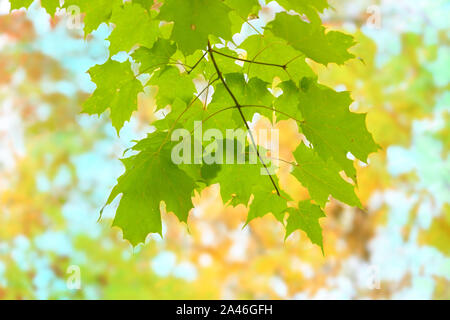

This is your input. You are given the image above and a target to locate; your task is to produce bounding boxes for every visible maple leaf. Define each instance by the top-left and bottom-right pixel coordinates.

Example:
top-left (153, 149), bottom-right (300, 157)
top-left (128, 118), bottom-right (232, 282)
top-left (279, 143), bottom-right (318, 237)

top-left (209, 73), bottom-right (274, 125)
top-left (63, 0), bottom-right (119, 34)
top-left (269, 0), bottom-right (329, 24)
top-left (132, 38), bottom-right (177, 75)
top-left (273, 80), bottom-right (305, 122)
top-left (247, 185), bottom-right (289, 225)
top-left (108, 3), bottom-right (159, 56)
top-left (41, 0), bottom-right (60, 15)
top-left (298, 81), bottom-right (380, 180)
top-left (268, 12), bottom-right (355, 65)
top-left (157, 0), bottom-right (233, 55)
top-left (83, 59), bottom-right (143, 133)
top-left (132, 0), bottom-right (154, 10)
top-left (292, 143), bottom-right (361, 208)
top-left (9, 0), bottom-right (33, 11)
top-left (149, 66), bottom-right (196, 108)
top-left (203, 140), bottom-right (288, 221)
top-left (224, 0), bottom-right (260, 18)
top-left (104, 132), bottom-right (196, 246)
top-left (286, 200), bottom-right (326, 254)
top-left (241, 33), bottom-right (315, 83)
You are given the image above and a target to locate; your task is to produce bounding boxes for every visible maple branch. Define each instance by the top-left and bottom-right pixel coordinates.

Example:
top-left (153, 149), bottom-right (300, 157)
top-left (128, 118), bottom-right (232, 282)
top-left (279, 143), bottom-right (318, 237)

top-left (210, 49), bottom-right (287, 69)
top-left (207, 41), bottom-right (281, 196)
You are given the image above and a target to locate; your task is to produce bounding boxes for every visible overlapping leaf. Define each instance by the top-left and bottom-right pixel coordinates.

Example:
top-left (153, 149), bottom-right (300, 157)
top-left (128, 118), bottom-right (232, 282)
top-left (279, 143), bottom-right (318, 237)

top-left (268, 12), bottom-right (355, 65)
top-left (104, 132), bottom-right (196, 246)
top-left (132, 38), bottom-right (177, 74)
top-left (298, 81), bottom-right (380, 179)
top-left (108, 3), bottom-right (159, 55)
top-left (241, 33), bottom-right (315, 83)
top-left (83, 59), bottom-right (143, 133)
top-left (158, 0), bottom-right (233, 55)
top-left (209, 73), bottom-right (274, 125)
top-left (286, 200), bottom-right (326, 253)
top-left (63, 0), bottom-right (119, 34)
top-left (292, 143), bottom-right (361, 208)
top-left (268, 0), bottom-right (329, 24)
top-left (11, 0), bottom-right (60, 15)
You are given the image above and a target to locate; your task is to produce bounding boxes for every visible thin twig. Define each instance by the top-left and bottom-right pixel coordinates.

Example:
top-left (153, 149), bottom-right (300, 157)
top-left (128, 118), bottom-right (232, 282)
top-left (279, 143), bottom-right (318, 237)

top-left (244, 152), bottom-right (298, 167)
top-left (240, 105), bottom-right (305, 124)
top-left (211, 49), bottom-right (286, 69)
top-left (196, 104), bottom-right (305, 129)
top-left (157, 75), bottom-right (219, 153)
top-left (187, 51), bottom-right (207, 75)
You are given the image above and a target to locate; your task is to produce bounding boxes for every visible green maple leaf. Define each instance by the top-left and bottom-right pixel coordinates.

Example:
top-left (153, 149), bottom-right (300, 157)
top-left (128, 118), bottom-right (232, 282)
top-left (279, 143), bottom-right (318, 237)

top-left (9, 0), bottom-right (33, 10)
top-left (292, 143), bottom-right (361, 208)
top-left (240, 33), bottom-right (315, 83)
top-left (149, 66), bottom-right (196, 108)
top-left (132, 0), bottom-right (154, 10)
top-left (274, 0), bottom-right (329, 12)
top-left (204, 48), bottom-right (244, 75)
top-left (273, 80), bottom-right (305, 122)
top-left (157, 0), bottom-right (233, 55)
top-left (108, 3), bottom-right (159, 56)
top-left (214, 159), bottom-right (278, 206)
top-left (225, 0), bottom-right (260, 35)
top-left (268, 12), bottom-right (355, 65)
top-left (210, 73), bottom-right (274, 125)
top-left (206, 141), bottom-right (288, 219)
top-left (132, 38), bottom-right (177, 74)
top-left (153, 97), bottom-right (205, 133)
top-left (269, 0), bottom-right (329, 24)
top-left (224, 0), bottom-right (260, 17)
top-left (83, 59), bottom-right (143, 133)
top-left (63, 0), bottom-right (119, 34)
top-left (247, 185), bottom-right (289, 225)
top-left (198, 102), bottom-right (238, 133)
top-left (104, 132), bottom-right (196, 246)
top-left (299, 81), bottom-right (380, 180)
top-left (286, 200), bottom-right (326, 253)
top-left (41, 0), bottom-right (60, 15)
top-left (207, 139), bottom-right (260, 204)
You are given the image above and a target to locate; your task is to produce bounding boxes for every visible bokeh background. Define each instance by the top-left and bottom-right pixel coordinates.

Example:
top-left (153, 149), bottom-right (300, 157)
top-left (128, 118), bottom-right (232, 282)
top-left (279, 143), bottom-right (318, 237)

top-left (0, 0), bottom-right (448, 299)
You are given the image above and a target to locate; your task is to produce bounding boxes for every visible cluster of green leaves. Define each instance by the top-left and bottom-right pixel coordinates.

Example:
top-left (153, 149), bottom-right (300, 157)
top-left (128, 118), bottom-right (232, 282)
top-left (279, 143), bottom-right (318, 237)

top-left (10, 0), bottom-right (379, 252)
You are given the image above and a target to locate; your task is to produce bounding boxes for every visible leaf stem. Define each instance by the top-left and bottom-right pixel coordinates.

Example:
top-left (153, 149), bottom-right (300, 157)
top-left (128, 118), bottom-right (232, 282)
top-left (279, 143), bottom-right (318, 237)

top-left (187, 51), bottom-right (207, 75)
top-left (240, 104), bottom-right (305, 124)
top-left (195, 104), bottom-right (305, 130)
top-left (157, 76), bottom-right (219, 154)
top-left (211, 49), bottom-right (286, 69)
